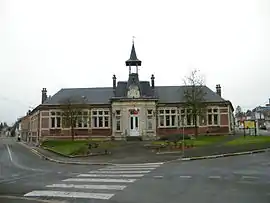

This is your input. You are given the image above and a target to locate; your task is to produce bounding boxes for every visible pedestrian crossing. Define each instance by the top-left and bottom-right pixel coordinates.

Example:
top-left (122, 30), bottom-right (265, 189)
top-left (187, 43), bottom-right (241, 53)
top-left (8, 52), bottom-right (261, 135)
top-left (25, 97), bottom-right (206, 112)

top-left (23, 162), bottom-right (163, 200)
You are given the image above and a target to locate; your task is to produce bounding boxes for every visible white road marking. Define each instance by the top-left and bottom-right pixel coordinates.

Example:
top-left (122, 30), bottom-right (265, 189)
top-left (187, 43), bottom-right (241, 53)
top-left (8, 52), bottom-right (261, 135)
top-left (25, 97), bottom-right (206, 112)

top-left (108, 165), bottom-right (161, 168)
top-left (24, 190), bottom-right (114, 200)
top-left (5, 145), bottom-right (48, 173)
top-left (6, 145), bottom-right (13, 162)
top-left (46, 183), bottom-right (126, 190)
top-left (78, 174), bottom-right (144, 178)
top-left (153, 176), bottom-right (163, 178)
top-left (88, 170), bottom-right (150, 174)
top-left (115, 162), bottom-right (163, 166)
top-left (63, 178), bottom-right (137, 183)
top-left (179, 175), bottom-right (192, 178)
top-left (99, 167), bottom-right (156, 170)
top-left (209, 176), bottom-right (221, 179)
top-left (241, 176), bottom-right (259, 179)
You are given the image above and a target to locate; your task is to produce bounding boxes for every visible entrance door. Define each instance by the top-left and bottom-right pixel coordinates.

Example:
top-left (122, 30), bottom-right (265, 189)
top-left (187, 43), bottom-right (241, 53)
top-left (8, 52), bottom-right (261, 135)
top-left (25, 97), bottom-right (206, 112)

top-left (130, 115), bottom-right (139, 136)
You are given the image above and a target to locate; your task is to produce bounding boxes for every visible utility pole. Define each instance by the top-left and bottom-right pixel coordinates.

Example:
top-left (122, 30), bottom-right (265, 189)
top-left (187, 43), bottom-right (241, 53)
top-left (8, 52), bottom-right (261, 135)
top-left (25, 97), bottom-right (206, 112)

top-left (182, 117), bottom-right (186, 157)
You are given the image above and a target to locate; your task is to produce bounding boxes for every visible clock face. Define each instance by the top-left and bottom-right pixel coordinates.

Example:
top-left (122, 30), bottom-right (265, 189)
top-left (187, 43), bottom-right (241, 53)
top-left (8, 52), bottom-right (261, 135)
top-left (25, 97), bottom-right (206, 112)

top-left (127, 85), bottom-right (140, 98)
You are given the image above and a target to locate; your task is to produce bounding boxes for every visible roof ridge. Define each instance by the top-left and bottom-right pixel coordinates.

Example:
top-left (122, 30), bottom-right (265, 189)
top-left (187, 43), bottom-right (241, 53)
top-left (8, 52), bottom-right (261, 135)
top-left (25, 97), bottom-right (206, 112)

top-left (62, 87), bottom-right (113, 90)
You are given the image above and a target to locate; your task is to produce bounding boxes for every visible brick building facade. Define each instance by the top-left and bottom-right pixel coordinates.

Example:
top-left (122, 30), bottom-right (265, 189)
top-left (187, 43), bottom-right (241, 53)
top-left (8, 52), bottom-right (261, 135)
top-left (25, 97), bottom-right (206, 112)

top-left (25, 42), bottom-right (234, 143)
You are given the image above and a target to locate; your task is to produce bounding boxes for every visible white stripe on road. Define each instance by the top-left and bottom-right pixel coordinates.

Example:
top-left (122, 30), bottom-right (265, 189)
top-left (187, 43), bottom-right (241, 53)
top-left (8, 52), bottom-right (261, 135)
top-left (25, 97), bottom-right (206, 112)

top-left (179, 175), bottom-right (192, 178)
top-left (209, 176), bottom-right (221, 179)
top-left (46, 183), bottom-right (126, 190)
top-left (78, 174), bottom-right (144, 178)
top-left (24, 190), bottom-right (114, 200)
top-left (108, 165), bottom-right (161, 168)
top-left (6, 145), bottom-right (13, 162)
top-left (241, 176), bottom-right (259, 179)
top-left (99, 167), bottom-right (156, 170)
top-left (154, 176), bottom-right (163, 178)
top-left (88, 171), bottom-right (150, 174)
top-left (115, 163), bottom-right (163, 166)
top-left (63, 178), bottom-right (136, 183)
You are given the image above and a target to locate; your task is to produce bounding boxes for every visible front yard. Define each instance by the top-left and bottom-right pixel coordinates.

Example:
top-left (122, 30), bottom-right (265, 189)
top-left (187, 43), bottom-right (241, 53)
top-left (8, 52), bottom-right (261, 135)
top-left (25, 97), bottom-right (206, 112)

top-left (41, 139), bottom-right (118, 156)
top-left (152, 135), bottom-right (228, 148)
top-left (225, 136), bottom-right (270, 146)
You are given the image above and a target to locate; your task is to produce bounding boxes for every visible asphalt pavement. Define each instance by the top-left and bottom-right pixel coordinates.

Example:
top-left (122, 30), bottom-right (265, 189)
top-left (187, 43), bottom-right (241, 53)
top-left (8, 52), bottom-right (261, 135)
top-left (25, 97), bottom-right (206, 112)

top-left (0, 136), bottom-right (100, 203)
top-left (1, 136), bottom-right (270, 203)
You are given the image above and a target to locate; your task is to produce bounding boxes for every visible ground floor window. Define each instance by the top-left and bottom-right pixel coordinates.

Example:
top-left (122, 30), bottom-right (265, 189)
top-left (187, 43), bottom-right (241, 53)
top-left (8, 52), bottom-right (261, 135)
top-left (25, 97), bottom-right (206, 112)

top-left (158, 108), bottom-right (177, 128)
top-left (207, 108), bottom-right (219, 125)
top-left (50, 111), bottom-right (61, 128)
top-left (92, 109), bottom-right (110, 128)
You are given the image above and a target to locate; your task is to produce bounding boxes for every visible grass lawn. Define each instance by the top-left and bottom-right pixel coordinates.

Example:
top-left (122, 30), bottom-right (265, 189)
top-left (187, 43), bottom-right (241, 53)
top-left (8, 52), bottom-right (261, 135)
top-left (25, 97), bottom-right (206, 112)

top-left (152, 135), bottom-right (228, 147)
top-left (41, 139), bottom-right (117, 156)
top-left (225, 136), bottom-right (270, 146)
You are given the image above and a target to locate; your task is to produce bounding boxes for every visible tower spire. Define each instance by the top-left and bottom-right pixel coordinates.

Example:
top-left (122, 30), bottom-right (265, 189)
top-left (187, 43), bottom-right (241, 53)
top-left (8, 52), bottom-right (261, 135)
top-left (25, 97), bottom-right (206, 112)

top-left (125, 37), bottom-right (141, 67)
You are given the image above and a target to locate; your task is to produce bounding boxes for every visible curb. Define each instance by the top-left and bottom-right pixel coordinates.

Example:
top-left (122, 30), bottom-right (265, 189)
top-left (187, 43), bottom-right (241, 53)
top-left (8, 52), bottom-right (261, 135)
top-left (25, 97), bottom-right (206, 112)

top-left (32, 148), bottom-right (113, 166)
top-left (18, 141), bottom-right (113, 166)
top-left (156, 151), bottom-right (182, 155)
top-left (178, 148), bottom-right (270, 161)
top-left (42, 146), bottom-right (108, 158)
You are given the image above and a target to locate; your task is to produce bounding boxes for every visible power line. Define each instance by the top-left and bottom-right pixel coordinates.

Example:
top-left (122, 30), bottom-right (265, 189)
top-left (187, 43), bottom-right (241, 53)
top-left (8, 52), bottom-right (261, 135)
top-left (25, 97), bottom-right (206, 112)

top-left (0, 96), bottom-right (36, 108)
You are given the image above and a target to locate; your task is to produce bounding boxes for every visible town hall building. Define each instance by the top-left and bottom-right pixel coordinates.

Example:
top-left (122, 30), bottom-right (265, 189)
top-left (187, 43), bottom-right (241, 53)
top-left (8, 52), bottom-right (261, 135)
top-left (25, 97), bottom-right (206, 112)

top-left (25, 42), bottom-right (234, 142)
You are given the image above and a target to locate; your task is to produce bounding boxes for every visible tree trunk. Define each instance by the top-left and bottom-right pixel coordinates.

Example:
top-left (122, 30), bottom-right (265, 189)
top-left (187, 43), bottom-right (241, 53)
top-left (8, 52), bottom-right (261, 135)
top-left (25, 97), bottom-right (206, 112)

top-left (194, 116), bottom-right (198, 137)
top-left (71, 124), bottom-right (74, 141)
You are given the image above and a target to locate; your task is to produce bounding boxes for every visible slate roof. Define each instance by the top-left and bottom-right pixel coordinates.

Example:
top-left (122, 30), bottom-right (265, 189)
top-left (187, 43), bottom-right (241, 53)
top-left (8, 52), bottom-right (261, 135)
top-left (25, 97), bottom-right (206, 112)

top-left (43, 84), bottom-right (225, 105)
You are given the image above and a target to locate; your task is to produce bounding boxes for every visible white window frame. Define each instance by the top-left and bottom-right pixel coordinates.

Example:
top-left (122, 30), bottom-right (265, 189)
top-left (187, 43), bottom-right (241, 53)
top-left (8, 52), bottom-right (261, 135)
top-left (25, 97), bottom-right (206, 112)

top-left (207, 107), bottom-right (220, 126)
top-left (147, 109), bottom-right (154, 130)
top-left (50, 111), bottom-right (61, 129)
top-left (115, 110), bottom-right (121, 132)
top-left (91, 109), bottom-right (110, 129)
top-left (75, 110), bottom-right (90, 129)
top-left (158, 108), bottom-right (177, 128)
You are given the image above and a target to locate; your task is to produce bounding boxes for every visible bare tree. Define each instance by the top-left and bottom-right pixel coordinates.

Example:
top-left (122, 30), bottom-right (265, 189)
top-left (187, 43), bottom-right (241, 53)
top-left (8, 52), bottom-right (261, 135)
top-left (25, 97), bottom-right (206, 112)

top-left (60, 96), bottom-right (86, 141)
top-left (183, 69), bottom-right (207, 137)
top-left (235, 105), bottom-right (244, 118)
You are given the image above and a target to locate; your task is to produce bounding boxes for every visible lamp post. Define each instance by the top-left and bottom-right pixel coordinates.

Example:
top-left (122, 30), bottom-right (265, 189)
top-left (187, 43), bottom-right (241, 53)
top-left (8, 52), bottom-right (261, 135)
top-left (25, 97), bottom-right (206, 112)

top-left (182, 117), bottom-right (185, 157)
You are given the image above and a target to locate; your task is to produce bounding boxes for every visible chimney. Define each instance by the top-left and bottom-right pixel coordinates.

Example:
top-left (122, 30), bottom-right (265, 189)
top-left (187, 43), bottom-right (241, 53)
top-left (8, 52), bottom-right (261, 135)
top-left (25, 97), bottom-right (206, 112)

top-left (112, 75), bottom-right (116, 90)
top-left (151, 74), bottom-right (155, 89)
top-left (41, 88), bottom-right (47, 104)
top-left (216, 84), bottom-right (221, 96)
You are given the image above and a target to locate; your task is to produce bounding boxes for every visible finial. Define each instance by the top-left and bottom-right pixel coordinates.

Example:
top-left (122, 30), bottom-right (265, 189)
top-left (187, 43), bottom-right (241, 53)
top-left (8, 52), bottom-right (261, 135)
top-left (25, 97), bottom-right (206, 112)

top-left (132, 36), bottom-right (135, 44)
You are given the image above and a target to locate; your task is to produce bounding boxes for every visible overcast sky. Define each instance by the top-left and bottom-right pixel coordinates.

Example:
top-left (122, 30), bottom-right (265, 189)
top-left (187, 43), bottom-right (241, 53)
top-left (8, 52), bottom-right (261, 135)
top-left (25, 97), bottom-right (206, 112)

top-left (0, 0), bottom-right (270, 124)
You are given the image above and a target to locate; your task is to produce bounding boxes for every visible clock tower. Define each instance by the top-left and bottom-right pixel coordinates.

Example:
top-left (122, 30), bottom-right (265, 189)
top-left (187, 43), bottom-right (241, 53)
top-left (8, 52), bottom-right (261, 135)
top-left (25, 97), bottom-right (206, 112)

top-left (126, 39), bottom-right (141, 98)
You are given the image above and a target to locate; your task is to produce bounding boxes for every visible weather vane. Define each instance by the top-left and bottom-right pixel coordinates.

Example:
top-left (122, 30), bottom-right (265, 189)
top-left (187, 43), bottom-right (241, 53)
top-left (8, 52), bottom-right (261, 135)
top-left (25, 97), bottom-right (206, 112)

top-left (132, 36), bottom-right (135, 44)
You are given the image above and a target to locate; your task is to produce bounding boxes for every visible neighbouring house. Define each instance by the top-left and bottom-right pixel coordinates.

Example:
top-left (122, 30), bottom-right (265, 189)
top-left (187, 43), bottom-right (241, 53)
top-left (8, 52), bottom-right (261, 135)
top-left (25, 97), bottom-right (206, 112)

top-left (19, 111), bottom-right (31, 141)
top-left (252, 102), bottom-right (270, 130)
top-left (27, 42), bottom-right (234, 143)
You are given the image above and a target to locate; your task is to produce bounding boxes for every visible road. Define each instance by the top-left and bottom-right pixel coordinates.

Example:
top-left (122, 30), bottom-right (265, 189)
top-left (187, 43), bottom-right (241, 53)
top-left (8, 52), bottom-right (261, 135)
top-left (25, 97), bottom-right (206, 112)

top-left (0, 136), bottom-right (270, 203)
top-left (0, 137), bottom-right (100, 203)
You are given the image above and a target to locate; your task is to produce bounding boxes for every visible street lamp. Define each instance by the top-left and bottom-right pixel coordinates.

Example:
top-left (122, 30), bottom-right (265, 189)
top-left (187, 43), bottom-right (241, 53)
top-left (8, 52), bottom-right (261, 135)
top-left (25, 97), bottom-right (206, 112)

top-left (182, 117), bottom-right (186, 157)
